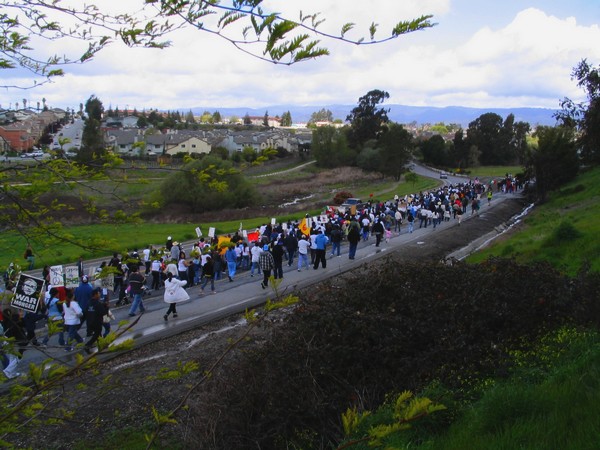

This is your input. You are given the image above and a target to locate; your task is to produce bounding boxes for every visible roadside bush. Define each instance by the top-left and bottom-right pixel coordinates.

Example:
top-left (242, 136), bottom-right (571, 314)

top-left (333, 191), bottom-right (354, 205)
top-left (158, 156), bottom-right (260, 212)
top-left (544, 220), bottom-right (583, 245)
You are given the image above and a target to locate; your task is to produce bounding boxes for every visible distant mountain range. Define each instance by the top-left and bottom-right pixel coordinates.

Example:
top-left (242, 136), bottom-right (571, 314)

top-left (191, 104), bottom-right (559, 127)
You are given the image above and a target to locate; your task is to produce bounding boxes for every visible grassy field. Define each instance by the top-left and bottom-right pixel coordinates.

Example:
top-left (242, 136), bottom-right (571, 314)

top-left (348, 327), bottom-right (600, 449)
top-left (0, 160), bottom-right (442, 269)
top-left (466, 165), bottom-right (523, 178)
top-left (468, 166), bottom-right (600, 274)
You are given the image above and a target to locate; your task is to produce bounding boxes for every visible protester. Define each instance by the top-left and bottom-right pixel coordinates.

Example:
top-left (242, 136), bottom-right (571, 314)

top-left (313, 229), bottom-right (329, 269)
top-left (199, 255), bottom-right (216, 294)
top-left (41, 287), bottom-right (64, 347)
top-left (258, 245), bottom-right (275, 289)
top-left (225, 244), bottom-right (237, 282)
top-left (297, 235), bottom-right (311, 271)
top-left (63, 290), bottom-right (83, 352)
top-left (250, 241), bottom-right (262, 277)
top-left (74, 275), bottom-right (92, 336)
top-left (163, 272), bottom-right (189, 321)
top-left (347, 220), bottom-right (361, 260)
top-left (127, 266), bottom-right (146, 317)
top-left (84, 288), bottom-right (107, 354)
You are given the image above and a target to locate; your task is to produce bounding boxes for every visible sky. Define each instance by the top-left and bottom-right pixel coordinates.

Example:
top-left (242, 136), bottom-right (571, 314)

top-left (2, 0), bottom-right (600, 115)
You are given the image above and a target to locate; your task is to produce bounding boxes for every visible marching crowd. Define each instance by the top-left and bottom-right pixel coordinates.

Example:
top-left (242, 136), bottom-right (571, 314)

top-left (1, 175), bottom-right (519, 379)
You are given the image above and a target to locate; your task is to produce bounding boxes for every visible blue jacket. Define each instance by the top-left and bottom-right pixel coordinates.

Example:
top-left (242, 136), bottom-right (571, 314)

top-left (315, 233), bottom-right (329, 250)
top-left (225, 248), bottom-right (237, 263)
top-left (74, 282), bottom-right (93, 312)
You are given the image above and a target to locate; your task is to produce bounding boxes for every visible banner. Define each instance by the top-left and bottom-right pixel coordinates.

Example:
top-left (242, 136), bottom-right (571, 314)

top-left (217, 236), bottom-right (231, 254)
top-left (49, 265), bottom-right (64, 287)
top-left (299, 218), bottom-right (310, 236)
top-left (11, 274), bottom-right (45, 313)
top-left (246, 231), bottom-right (260, 242)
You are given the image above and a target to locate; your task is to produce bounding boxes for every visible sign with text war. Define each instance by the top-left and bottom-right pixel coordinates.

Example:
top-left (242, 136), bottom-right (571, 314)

top-left (11, 274), bottom-right (45, 313)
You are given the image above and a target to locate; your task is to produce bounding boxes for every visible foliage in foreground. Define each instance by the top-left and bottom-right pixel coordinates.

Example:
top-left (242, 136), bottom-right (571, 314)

top-left (341, 327), bottom-right (600, 449)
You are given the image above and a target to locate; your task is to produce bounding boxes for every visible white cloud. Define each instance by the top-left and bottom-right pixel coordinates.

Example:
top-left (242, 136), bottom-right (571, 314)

top-left (1, 3), bottom-right (599, 112)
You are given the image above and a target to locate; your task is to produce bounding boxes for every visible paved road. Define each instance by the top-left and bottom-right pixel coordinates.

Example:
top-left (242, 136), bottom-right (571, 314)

top-left (11, 189), bottom-right (521, 373)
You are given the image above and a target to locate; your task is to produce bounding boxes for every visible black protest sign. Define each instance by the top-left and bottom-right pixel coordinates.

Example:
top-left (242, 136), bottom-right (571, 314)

top-left (11, 274), bottom-right (45, 313)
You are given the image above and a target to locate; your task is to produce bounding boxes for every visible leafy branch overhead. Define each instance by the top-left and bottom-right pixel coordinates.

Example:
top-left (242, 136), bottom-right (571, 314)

top-left (1, 0), bottom-right (435, 88)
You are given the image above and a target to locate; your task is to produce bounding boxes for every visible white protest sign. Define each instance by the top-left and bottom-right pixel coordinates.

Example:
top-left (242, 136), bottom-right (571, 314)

top-left (208, 227), bottom-right (216, 238)
top-left (49, 265), bottom-right (64, 287)
top-left (64, 266), bottom-right (80, 288)
top-left (195, 227), bottom-right (202, 237)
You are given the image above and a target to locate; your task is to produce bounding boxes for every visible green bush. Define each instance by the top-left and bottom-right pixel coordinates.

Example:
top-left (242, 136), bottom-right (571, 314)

top-left (544, 221), bottom-right (583, 246)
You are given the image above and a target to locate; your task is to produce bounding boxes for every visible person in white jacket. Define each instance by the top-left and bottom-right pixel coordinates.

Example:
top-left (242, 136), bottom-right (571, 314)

top-left (62, 289), bottom-right (83, 352)
top-left (163, 272), bottom-right (189, 321)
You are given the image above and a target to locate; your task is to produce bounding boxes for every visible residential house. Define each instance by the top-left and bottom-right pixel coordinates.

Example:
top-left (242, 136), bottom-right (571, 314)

top-left (0, 122), bottom-right (35, 152)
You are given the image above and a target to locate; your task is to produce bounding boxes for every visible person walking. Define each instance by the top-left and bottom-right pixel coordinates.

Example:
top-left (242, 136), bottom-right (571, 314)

top-left (163, 272), bottom-right (189, 321)
top-left (297, 235), bottom-right (310, 271)
top-left (371, 218), bottom-right (384, 247)
top-left (74, 275), bottom-right (92, 336)
top-left (127, 266), bottom-right (146, 317)
top-left (258, 245), bottom-right (275, 289)
top-left (330, 224), bottom-right (343, 257)
top-left (283, 231), bottom-right (298, 266)
top-left (347, 220), bottom-right (360, 260)
top-left (24, 244), bottom-right (35, 270)
top-left (250, 241), bottom-right (262, 277)
top-left (225, 244), bottom-right (237, 282)
top-left (63, 290), bottom-right (83, 352)
top-left (313, 229), bottom-right (329, 269)
top-left (41, 287), bottom-right (65, 347)
top-left (199, 255), bottom-right (216, 294)
top-left (84, 288), bottom-right (107, 354)
top-left (407, 212), bottom-right (415, 233)
top-left (271, 239), bottom-right (284, 279)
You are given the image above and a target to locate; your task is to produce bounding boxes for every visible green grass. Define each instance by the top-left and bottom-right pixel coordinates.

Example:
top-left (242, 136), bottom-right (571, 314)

top-left (0, 212), bottom-right (324, 269)
top-left (342, 328), bottom-right (600, 450)
top-left (418, 330), bottom-right (600, 450)
top-left (469, 165), bottom-right (523, 178)
top-left (468, 166), bottom-right (600, 274)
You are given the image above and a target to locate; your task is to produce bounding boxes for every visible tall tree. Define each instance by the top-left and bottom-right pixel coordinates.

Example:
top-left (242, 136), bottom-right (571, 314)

top-left (312, 126), bottom-right (354, 168)
top-left (78, 95), bottom-right (105, 164)
top-left (185, 110), bottom-right (196, 124)
top-left (556, 59), bottom-right (600, 166)
top-left (420, 134), bottom-right (448, 167)
top-left (280, 111), bottom-right (292, 127)
top-left (212, 111), bottom-right (222, 124)
top-left (377, 123), bottom-right (413, 180)
top-left (465, 112), bottom-right (503, 166)
top-left (346, 89), bottom-right (390, 149)
top-left (263, 111), bottom-right (269, 127)
top-left (526, 126), bottom-right (579, 202)
top-left (308, 108), bottom-right (334, 124)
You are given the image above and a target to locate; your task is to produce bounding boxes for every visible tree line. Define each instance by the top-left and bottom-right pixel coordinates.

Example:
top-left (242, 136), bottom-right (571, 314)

top-left (314, 61), bottom-right (599, 204)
